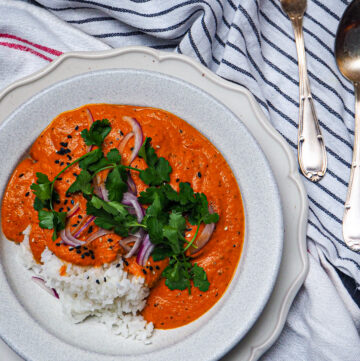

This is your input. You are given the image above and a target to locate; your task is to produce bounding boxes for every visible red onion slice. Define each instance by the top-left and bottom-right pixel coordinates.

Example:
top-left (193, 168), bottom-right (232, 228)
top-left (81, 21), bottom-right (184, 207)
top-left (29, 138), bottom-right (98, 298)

top-left (127, 174), bottom-right (137, 195)
top-left (66, 202), bottom-right (79, 218)
top-left (119, 235), bottom-right (139, 253)
top-left (94, 174), bottom-right (109, 202)
top-left (189, 206), bottom-right (216, 255)
top-left (86, 108), bottom-right (95, 153)
top-left (60, 227), bottom-right (85, 247)
top-left (125, 229), bottom-right (145, 258)
top-left (32, 277), bottom-right (59, 299)
top-left (122, 192), bottom-right (144, 222)
top-left (122, 116), bottom-right (143, 165)
top-left (74, 215), bottom-right (96, 238)
top-left (85, 229), bottom-right (112, 244)
top-left (118, 131), bottom-right (134, 156)
top-left (136, 234), bottom-right (154, 266)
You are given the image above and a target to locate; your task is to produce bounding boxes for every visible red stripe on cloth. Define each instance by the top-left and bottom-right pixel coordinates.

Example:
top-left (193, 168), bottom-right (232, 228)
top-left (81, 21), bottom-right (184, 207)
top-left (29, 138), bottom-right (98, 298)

top-left (0, 42), bottom-right (53, 62)
top-left (0, 34), bottom-right (62, 56)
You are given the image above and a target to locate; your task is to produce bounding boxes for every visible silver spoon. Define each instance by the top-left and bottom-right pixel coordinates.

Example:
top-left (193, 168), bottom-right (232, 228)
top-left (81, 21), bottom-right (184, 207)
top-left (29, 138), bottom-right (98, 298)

top-left (280, 0), bottom-right (327, 182)
top-left (335, 0), bottom-right (360, 251)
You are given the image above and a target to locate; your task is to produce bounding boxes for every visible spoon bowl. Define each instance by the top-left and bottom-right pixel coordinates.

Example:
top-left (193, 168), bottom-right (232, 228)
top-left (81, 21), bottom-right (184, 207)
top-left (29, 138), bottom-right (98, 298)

top-left (335, 0), bottom-right (360, 251)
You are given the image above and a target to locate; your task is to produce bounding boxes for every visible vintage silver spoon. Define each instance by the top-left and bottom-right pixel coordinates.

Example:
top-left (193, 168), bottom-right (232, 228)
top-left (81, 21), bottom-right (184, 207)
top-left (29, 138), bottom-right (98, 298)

top-left (335, 0), bottom-right (360, 251)
top-left (280, 0), bottom-right (327, 182)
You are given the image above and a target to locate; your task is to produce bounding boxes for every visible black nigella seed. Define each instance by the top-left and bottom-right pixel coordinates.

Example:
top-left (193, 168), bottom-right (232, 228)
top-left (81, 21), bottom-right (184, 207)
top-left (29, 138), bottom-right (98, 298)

top-left (142, 269), bottom-right (147, 275)
top-left (67, 207), bottom-right (71, 211)
top-left (60, 162), bottom-right (64, 166)
top-left (107, 238), bottom-right (113, 243)
top-left (65, 149), bottom-right (71, 154)
top-left (60, 142), bottom-right (68, 147)
top-left (75, 245), bottom-right (81, 249)
top-left (88, 226), bottom-right (93, 234)
top-left (81, 254), bottom-right (85, 259)
top-left (76, 249), bottom-right (81, 254)
top-left (25, 192), bottom-right (30, 197)
top-left (197, 172), bottom-right (202, 178)
top-left (155, 266), bottom-right (160, 270)
top-left (66, 193), bottom-right (71, 197)
top-left (116, 263), bottom-right (121, 268)
top-left (91, 255), bottom-right (95, 259)
top-left (55, 200), bottom-right (61, 204)
top-left (179, 129), bottom-right (183, 133)
top-left (59, 208), bottom-right (64, 212)
top-left (123, 259), bottom-right (129, 266)
top-left (75, 125), bottom-right (79, 130)
top-left (67, 135), bottom-right (72, 139)
top-left (87, 276), bottom-right (89, 279)
top-left (56, 147), bottom-right (67, 155)
top-left (149, 266), bottom-right (153, 271)
top-left (83, 252), bottom-right (90, 257)
top-left (96, 279), bottom-right (100, 284)
top-left (64, 200), bottom-right (68, 205)
top-left (66, 162), bottom-right (70, 166)
top-left (120, 130), bottom-right (124, 136)
top-left (56, 243), bottom-right (60, 246)
top-left (67, 155), bottom-right (72, 161)
top-left (130, 147), bottom-right (134, 151)
top-left (72, 223), bottom-right (78, 227)
top-left (109, 246), bottom-right (113, 250)
top-left (78, 215), bottom-right (83, 219)
top-left (104, 277), bottom-right (107, 282)
top-left (69, 247), bottom-right (74, 251)
top-left (71, 199), bottom-right (75, 205)
top-left (83, 246), bottom-right (88, 250)
top-left (57, 177), bottom-right (62, 181)
top-left (73, 173), bottom-right (78, 177)
top-left (19, 173), bottom-right (24, 178)
top-left (176, 178), bottom-right (180, 183)
top-left (55, 160), bottom-right (60, 164)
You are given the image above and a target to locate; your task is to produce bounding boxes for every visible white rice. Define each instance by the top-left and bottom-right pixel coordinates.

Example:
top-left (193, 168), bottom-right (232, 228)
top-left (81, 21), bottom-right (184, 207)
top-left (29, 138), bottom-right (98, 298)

top-left (19, 226), bottom-right (154, 342)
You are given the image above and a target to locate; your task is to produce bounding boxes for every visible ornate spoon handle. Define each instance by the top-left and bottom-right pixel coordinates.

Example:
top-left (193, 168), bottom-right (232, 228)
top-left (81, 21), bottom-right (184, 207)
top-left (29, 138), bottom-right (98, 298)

top-left (343, 82), bottom-right (360, 251)
top-left (291, 15), bottom-right (327, 182)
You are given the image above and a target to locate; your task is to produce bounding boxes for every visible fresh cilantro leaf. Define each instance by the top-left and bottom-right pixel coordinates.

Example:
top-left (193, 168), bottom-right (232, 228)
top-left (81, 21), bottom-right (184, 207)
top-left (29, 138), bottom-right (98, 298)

top-left (67, 170), bottom-right (93, 195)
top-left (163, 225), bottom-right (182, 254)
top-left (162, 183), bottom-right (179, 202)
top-left (105, 165), bottom-right (128, 202)
top-left (192, 263), bottom-right (210, 292)
top-left (33, 197), bottom-right (45, 211)
top-left (144, 216), bottom-right (163, 244)
top-left (151, 246), bottom-right (173, 261)
top-left (138, 137), bottom-right (157, 166)
top-left (78, 148), bottom-right (103, 170)
top-left (138, 186), bottom-right (165, 205)
top-left (156, 158), bottom-right (172, 182)
top-left (106, 148), bottom-right (122, 163)
top-left (168, 211), bottom-right (186, 234)
top-left (178, 182), bottom-right (196, 206)
top-left (81, 119), bottom-right (111, 147)
top-left (38, 209), bottom-right (55, 229)
top-left (202, 212), bottom-right (219, 224)
top-left (30, 172), bottom-right (52, 201)
top-left (139, 167), bottom-right (160, 185)
top-left (163, 261), bottom-right (191, 291)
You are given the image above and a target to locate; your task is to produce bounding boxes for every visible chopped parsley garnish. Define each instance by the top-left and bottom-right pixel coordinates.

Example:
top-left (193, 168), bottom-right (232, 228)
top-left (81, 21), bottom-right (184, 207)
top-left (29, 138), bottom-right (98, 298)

top-left (30, 119), bottom-right (218, 293)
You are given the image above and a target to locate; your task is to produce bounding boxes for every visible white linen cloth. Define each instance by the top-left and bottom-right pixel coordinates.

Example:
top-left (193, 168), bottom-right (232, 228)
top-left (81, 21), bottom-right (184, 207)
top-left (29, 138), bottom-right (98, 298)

top-left (0, 0), bottom-right (359, 360)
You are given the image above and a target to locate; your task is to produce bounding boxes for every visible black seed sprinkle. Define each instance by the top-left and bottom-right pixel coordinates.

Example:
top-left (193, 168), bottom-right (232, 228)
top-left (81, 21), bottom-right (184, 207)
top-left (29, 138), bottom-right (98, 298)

top-left (81, 254), bottom-right (85, 259)
top-left (176, 178), bottom-right (180, 183)
top-left (88, 226), bottom-right (93, 234)
top-left (83, 252), bottom-right (90, 257)
top-left (71, 199), bottom-right (75, 205)
top-left (57, 177), bottom-right (63, 181)
top-left (78, 215), bottom-right (83, 219)
top-left (104, 277), bottom-right (107, 282)
top-left (87, 276), bottom-right (89, 279)
top-left (107, 238), bottom-right (113, 243)
top-left (76, 249), bottom-right (81, 254)
top-left (69, 247), bottom-right (74, 251)
top-left (67, 135), bottom-right (72, 139)
top-left (197, 171), bottom-right (202, 178)
top-left (130, 147), bottom-right (134, 151)
top-left (56, 147), bottom-right (67, 155)
top-left (120, 130), bottom-right (124, 136)
top-left (55, 160), bottom-right (60, 164)
top-left (25, 192), bottom-right (30, 197)
top-left (59, 208), bottom-right (64, 212)
top-left (116, 263), bottom-right (121, 268)
top-left (67, 207), bottom-right (71, 211)
top-left (18, 173), bottom-right (24, 178)
top-left (64, 200), bottom-right (68, 205)
top-left (142, 269), bottom-right (147, 275)
top-left (65, 193), bottom-right (71, 197)
top-left (179, 129), bottom-right (183, 133)
top-left (233, 244), bottom-right (236, 248)
top-left (67, 155), bottom-right (72, 161)
top-left (96, 279), bottom-right (100, 284)
top-left (91, 255), bottom-right (95, 259)
top-left (60, 142), bottom-right (68, 147)
top-left (60, 162), bottom-right (64, 166)
top-left (72, 223), bottom-right (78, 227)
top-left (73, 173), bottom-right (78, 177)
top-left (56, 243), bottom-right (60, 246)
top-left (66, 162), bottom-right (71, 166)
top-left (75, 125), bottom-right (79, 130)
top-left (149, 266), bottom-right (153, 271)
top-left (155, 266), bottom-right (160, 270)
top-left (75, 245), bottom-right (81, 249)
top-left (109, 246), bottom-right (113, 250)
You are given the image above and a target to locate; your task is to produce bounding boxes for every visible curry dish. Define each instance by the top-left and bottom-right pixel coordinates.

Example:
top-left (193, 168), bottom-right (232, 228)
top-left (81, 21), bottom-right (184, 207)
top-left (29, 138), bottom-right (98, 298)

top-left (1, 104), bottom-right (244, 330)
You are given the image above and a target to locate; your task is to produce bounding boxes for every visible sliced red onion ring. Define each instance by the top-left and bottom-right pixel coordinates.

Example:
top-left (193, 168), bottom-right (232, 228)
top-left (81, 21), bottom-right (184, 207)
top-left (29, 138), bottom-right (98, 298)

top-left (94, 174), bottom-right (109, 201)
top-left (122, 192), bottom-right (145, 222)
top-left (32, 277), bottom-right (59, 299)
top-left (60, 227), bottom-right (85, 247)
top-left (125, 229), bottom-right (145, 258)
top-left (189, 206), bottom-right (216, 255)
top-left (119, 235), bottom-right (139, 253)
top-left (122, 116), bottom-right (143, 165)
top-left (118, 131), bottom-right (134, 155)
top-left (74, 215), bottom-right (96, 238)
top-left (136, 234), bottom-right (154, 266)
top-left (127, 174), bottom-right (137, 195)
top-left (66, 202), bottom-right (79, 218)
top-left (86, 108), bottom-right (95, 153)
top-left (85, 229), bottom-right (112, 244)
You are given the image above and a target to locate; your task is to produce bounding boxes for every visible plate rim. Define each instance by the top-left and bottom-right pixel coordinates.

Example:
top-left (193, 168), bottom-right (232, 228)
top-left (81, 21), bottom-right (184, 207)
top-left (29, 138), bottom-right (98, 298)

top-left (0, 46), bottom-right (308, 361)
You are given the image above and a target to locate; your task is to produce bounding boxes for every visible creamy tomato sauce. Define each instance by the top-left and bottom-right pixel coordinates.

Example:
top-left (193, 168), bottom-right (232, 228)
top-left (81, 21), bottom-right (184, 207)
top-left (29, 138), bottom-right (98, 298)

top-left (1, 104), bottom-right (244, 329)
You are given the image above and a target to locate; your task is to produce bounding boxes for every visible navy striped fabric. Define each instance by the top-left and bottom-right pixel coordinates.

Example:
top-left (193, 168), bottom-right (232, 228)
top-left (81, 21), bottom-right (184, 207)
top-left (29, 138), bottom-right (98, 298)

top-left (33, 0), bottom-right (360, 285)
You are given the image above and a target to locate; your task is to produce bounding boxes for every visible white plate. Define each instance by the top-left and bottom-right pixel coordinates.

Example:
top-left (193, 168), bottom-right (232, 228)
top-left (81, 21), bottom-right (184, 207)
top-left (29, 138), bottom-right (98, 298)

top-left (0, 47), bottom-right (307, 361)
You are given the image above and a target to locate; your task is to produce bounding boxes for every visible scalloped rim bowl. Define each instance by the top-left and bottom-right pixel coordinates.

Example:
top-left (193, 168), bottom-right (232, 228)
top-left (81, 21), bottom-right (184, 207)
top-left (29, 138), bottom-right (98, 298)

top-left (0, 47), bottom-right (308, 361)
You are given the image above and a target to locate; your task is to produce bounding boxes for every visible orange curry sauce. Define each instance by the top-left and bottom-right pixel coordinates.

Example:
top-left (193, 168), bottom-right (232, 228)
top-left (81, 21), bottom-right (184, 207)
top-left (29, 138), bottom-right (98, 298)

top-left (1, 104), bottom-right (244, 329)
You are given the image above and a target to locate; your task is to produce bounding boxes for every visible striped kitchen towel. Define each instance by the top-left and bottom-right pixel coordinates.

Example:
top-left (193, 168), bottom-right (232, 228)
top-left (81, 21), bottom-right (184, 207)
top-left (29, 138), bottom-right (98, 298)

top-left (1, 0), bottom-right (360, 360)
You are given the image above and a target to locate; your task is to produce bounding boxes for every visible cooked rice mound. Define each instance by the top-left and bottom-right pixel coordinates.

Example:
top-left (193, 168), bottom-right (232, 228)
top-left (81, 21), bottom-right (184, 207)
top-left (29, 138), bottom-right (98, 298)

top-left (20, 227), bottom-right (154, 341)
